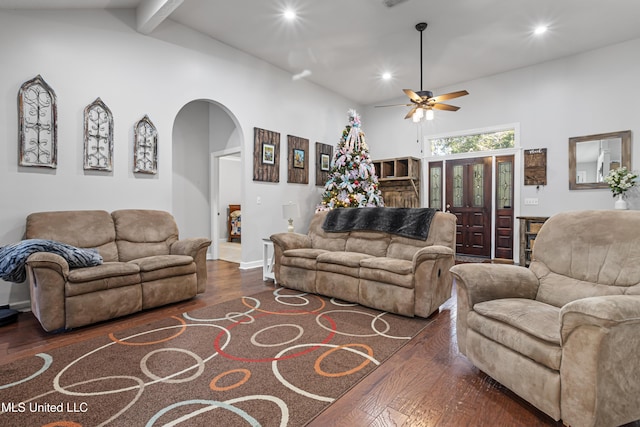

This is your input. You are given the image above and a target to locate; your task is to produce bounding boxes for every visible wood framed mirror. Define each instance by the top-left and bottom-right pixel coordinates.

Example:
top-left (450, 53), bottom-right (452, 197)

top-left (569, 130), bottom-right (631, 190)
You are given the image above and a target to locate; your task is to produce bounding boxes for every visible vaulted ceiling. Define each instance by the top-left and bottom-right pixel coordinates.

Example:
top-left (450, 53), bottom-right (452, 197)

top-left (3, 0), bottom-right (640, 105)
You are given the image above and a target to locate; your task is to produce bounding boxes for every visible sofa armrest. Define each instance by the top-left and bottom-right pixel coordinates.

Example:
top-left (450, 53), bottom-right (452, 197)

top-left (559, 295), bottom-right (640, 427)
top-left (412, 245), bottom-right (455, 318)
top-left (171, 238), bottom-right (212, 294)
top-left (25, 252), bottom-right (69, 332)
top-left (450, 263), bottom-right (539, 305)
top-left (171, 237), bottom-right (212, 259)
top-left (270, 233), bottom-right (311, 283)
top-left (449, 263), bottom-right (539, 355)
top-left (270, 232), bottom-right (311, 251)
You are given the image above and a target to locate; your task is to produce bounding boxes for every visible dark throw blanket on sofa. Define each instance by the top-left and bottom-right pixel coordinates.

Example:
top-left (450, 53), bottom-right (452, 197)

top-left (322, 207), bottom-right (436, 240)
top-left (0, 239), bottom-right (103, 283)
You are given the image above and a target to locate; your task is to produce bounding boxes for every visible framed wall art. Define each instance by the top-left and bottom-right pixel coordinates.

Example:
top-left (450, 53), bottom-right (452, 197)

top-left (262, 143), bottom-right (275, 165)
top-left (253, 127), bottom-right (280, 182)
top-left (287, 135), bottom-right (309, 184)
top-left (293, 149), bottom-right (305, 168)
top-left (133, 115), bottom-right (158, 174)
top-left (18, 74), bottom-right (57, 168)
top-left (315, 142), bottom-right (333, 186)
top-left (524, 148), bottom-right (547, 186)
top-left (84, 97), bottom-right (113, 171)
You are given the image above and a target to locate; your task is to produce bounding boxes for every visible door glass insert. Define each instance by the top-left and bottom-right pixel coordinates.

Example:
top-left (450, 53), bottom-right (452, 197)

top-left (473, 163), bottom-right (484, 207)
top-left (453, 165), bottom-right (464, 207)
top-left (429, 164), bottom-right (442, 209)
top-left (497, 160), bottom-right (513, 208)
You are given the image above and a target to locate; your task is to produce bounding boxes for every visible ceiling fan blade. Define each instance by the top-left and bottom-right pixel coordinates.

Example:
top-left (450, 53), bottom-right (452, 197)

top-left (432, 103), bottom-right (460, 111)
top-left (431, 90), bottom-right (469, 103)
top-left (375, 103), bottom-right (413, 108)
top-left (403, 89), bottom-right (423, 103)
top-left (404, 106), bottom-right (418, 119)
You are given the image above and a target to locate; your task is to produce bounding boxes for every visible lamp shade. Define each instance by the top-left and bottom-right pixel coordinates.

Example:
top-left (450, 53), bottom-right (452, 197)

top-left (282, 202), bottom-right (300, 219)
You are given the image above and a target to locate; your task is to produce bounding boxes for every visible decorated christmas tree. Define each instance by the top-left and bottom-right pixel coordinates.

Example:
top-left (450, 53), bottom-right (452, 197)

top-left (318, 109), bottom-right (384, 210)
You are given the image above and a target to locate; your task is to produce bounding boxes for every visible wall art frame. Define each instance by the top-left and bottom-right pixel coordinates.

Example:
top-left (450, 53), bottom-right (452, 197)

top-left (293, 149), bottom-right (305, 169)
top-left (287, 135), bottom-right (309, 184)
top-left (523, 148), bottom-right (547, 186)
top-left (253, 127), bottom-right (280, 182)
top-left (133, 115), bottom-right (158, 174)
top-left (84, 97), bottom-right (114, 171)
top-left (315, 142), bottom-right (333, 186)
top-left (18, 74), bottom-right (57, 168)
top-left (262, 143), bottom-right (275, 164)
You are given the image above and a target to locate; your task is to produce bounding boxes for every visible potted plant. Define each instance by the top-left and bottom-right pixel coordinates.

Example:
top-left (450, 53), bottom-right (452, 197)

top-left (604, 166), bottom-right (638, 209)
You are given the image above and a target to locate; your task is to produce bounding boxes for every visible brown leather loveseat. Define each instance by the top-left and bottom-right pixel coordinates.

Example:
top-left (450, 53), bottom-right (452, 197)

top-left (24, 209), bottom-right (211, 332)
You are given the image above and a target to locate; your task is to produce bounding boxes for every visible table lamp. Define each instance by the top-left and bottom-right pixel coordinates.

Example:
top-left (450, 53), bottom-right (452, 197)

top-left (282, 202), bottom-right (300, 233)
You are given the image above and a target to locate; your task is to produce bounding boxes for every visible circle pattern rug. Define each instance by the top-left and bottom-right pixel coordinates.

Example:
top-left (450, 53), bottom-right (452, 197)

top-left (0, 288), bottom-right (432, 426)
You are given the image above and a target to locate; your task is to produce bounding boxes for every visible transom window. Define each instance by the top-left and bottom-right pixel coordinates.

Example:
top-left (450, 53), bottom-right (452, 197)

top-left (430, 129), bottom-right (515, 156)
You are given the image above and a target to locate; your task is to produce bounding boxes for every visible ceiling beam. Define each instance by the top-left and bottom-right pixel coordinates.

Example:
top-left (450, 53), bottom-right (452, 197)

top-left (136, 0), bottom-right (184, 35)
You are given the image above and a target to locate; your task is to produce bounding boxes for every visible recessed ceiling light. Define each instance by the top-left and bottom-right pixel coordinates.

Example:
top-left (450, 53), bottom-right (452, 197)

top-left (283, 9), bottom-right (296, 20)
top-left (382, 72), bottom-right (392, 80)
top-left (534, 25), bottom-right (548, 35)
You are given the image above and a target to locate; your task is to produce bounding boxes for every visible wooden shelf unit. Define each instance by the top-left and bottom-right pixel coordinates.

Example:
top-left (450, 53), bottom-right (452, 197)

top-left (518, 216), bottom-right (549, 266)
top-left (373, 157), bottom-right (421, 208)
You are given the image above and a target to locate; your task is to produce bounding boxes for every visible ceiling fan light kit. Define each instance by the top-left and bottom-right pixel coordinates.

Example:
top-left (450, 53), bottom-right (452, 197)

top-left (376, 21), bottom-right (469, 122)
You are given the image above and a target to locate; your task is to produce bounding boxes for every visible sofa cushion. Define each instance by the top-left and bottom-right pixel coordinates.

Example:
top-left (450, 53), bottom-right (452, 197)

top-left (345, 231), bottom-right (390, 257)
top-left (308, 211), bottom-right (348, 251)
top-left (128, 255), bottom-right (195, 283)
top-left (360, 257), bottom-right (412, 275)
top-left (317, 251), bottom-right (372, 267)
top-left (283, 248), bottom-right (327, 259)
top-left (469, 298), bottom-right (562, 370)
top-left (282, 249), bottom-right (327, 270)
top-left (66, 262), bottom-right (140, 297)
top-left (359, 258), bottom-right (414, 288)
top-left (25, 210), bottom-right (119, 262)
top-left (112, 210), bottom-right (179, 262)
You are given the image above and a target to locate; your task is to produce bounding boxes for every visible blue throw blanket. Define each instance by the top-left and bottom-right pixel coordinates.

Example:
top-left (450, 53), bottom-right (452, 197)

top-left (0, 239), bottom-right (103, 283)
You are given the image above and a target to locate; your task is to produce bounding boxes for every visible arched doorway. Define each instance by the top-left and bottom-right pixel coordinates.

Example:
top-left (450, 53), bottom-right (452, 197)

top-left (172, 100), bottom-right (243, 262)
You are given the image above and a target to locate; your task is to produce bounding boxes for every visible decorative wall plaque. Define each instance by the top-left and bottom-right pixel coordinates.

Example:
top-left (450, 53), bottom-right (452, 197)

top-left (18, 75), bottom-right (57, 168)
top-left (84, 98), bottom-right (114, 171)
top-left (524, 148), bottom-right (547, 186)
top-left (133, 115), bottom-right (158, 174)
top-left (287, 135), bottom-right (309, 184)
top-left (253, 127), bottom-right (280, 182)
top-left (315, 142), bottom-right (333, 186)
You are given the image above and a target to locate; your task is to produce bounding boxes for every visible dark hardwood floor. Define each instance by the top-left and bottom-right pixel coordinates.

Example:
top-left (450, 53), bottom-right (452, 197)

top-left (1, 260), bottom-right (564, 426)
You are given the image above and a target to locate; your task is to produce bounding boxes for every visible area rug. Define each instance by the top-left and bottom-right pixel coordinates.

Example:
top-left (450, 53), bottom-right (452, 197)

top-left (0, 288), bottom-right (431, 426)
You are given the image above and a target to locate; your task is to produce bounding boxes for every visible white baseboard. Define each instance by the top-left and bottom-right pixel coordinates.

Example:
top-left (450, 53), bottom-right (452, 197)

top-left (240, 260), bottom-right (262, 270)
top-left (10, 300), bottom-right (31, 312)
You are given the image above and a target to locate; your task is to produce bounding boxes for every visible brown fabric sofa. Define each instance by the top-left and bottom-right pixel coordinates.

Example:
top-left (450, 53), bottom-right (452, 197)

top-left (450, 210), bottom-right (640, 427)
top-left (24, 209), bottom-right (211, 332)
top-left (271, 209), bottom-right (456, 318)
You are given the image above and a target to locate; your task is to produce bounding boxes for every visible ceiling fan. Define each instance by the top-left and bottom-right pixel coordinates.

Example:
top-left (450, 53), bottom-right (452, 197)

top-left (377, 22), bottom-right (469, 122)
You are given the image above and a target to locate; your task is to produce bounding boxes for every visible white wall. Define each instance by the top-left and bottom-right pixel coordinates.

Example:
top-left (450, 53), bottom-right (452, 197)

top-left (363, 38), bottom-right (640, 216)
top-left (0, 8), bottom-right (358, 307)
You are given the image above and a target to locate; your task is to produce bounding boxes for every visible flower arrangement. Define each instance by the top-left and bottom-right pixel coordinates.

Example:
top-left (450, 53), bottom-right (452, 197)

top-left (604, 166), bottom-right (638, 197)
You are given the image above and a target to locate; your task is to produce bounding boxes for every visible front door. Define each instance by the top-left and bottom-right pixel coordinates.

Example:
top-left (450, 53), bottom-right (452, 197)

top-left (445, 157), bottom-right (492, 257)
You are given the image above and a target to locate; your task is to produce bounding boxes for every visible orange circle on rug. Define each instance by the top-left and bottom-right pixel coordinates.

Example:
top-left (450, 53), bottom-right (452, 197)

top-left (109, 316), bottom-right (187, 346)
top-left (314, 344), bottom-right (373, 377)
top-left (42, 422), bottom-right (82, 427)
top-left (210, 368), bottom-right (251, 391)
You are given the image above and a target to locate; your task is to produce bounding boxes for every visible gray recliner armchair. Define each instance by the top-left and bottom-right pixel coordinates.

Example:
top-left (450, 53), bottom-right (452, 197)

top-left (450, 210), bottom-right (640, 427)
